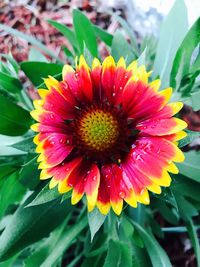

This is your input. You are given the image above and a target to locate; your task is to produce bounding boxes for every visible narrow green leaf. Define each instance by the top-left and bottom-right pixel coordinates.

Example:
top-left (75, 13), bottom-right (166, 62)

top-left (186, 219), bottom-right (200, 267)
top-left (174, 194), bottom-right (198, 221)
top-left (109, 12), bottom-right (138, 56)
top-left (137, 47), bottom-right (147, 66)
top-left (0, 71), bottom-right (22, 94)
top-left (10, 136), bottom-right (35, 153)
top-left (93, 25), bottom-right (113, 46)
top-left (73, 9), bottom-right (98, 57)
top-left (24, 217), bottom-right (70, 267)
top-left (47, 20), bottom-right (78, 52)
top-left (19, 155), bottom-right (40, 190)
top-left (191, 90), bottom-right (200, 111)
top-left (27, 184), bottom-right (61, 207)
top-left (0, 95), bottom-right (33, 136)
top-left (163, 226), bottom-right (200, 233)
top-left (178, 130), bottom-right (200, 148)
top-left (0, 197), bottom-right (71, 261)
top-left (153, 0), bottom-right (188, 87)
top-left (103, 240), bottom-right (132, 267)
top-left (170, 17), bottom-right (200, 89)
top-left (0, 171), bottom-right (26, 219)
top-left (20, 62), bottom-right (63, 87)
top-left (177, 151), bottom-right (200, 182)
top-left (111, 30), bottom-right (135, 63)
top-left (88, 208), bottom-right (107, 241)
top-left (40, 216), bottom-right (87, 267)
top-left (130, 220), bottom-right (172, 267)
top-left (0, 53), bottom-right (19, 75)
top-left (172, 174), bottom-right (200, 202)
top-left (0, 23), bottom-right (62, 63)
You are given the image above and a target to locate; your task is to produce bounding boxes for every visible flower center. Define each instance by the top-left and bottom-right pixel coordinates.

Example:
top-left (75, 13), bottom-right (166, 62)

top-left (77, 109), bottom-right (119, 152)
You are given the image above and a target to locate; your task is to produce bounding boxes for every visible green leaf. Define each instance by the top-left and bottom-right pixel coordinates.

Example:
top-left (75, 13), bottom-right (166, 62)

top-left (152, 199), bottom-right (179, 225)
top-left (47, 20), bottom-right (78, 52)
top-left (24, 217), bottom-right (70, 267)
top-left (109, 12), bottom-right (138, 56)
top-left (103, 240), bottom-right (132, 267)
top-left (88, 208), bottom-right (107, 241)
top-left (10, 136), bottom-right (35, 153)
top-left (191, 90), bottom-right (200, 111)
top-left (137, 47), bottom-right (147, 66)
top-left (28, 48), bottom-right (48, 62)
top-left (186, 219), bottom-right (200, 267)
top-left (39, 216), bottom-right (87, 267)
top-left (19, 155), bottom-right (40, 190)
top-left (111, 30), bottom-right (135, 64)
top-left (93, 25), bottom-right (113, 46)
top-left (178, 130), bottom-right (200, 148)
top-left (153, 0), bottom-right (188, 87)
top-left (0, 171), bottom-right (26, 218)
top-left (20, 62), bottom-right (63, 87)
top-left (174, 194), bottom-right (198, 221)
top-left (0, 53), bottom-right (19, 75)
top-left (0, 23), bottom-right (62, 63)
top-left (0, 95), bottom-right (33, 136)
top-left (177, 151), bottom-right (200, 182)
top-left (0, 71), bottom-right (22, 94)
top-left (153, 188), bottom-right (178, 211)
top-left (172, 174), bottom-right (200, 202)
top-left (170, 17), bottom-right (200, 89)
top-left (0, 197), bottom-right (71, 261)
top-left (27, 184), bottom-right (61, 207)
top-left (73, 9), bottom-right (98, 57)
top-left (130, 220), bottom-right (172, 267)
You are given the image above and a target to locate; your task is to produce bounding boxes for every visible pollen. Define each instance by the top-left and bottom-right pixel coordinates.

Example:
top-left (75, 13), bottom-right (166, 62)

top-left (78, 109), bottom-right (119, 152)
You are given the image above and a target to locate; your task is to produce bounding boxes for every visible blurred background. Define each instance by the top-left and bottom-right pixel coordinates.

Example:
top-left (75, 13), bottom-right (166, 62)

top-left (0, 1), bottom-right (200, 266)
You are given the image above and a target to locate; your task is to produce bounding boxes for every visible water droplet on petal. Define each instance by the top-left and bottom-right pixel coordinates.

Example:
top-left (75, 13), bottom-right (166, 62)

top-left (92, 176), bottom-right (96, 181)
top-left (119, 191), bottom-right (126, 198)
top-left (50, 114), bottom-right (54, 119)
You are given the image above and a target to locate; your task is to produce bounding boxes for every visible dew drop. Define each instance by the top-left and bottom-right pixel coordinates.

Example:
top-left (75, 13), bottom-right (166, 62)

top-left (50, 114), bottom-right (54, 119)
top-left (50, 141), bottom-right (55, 145)
top-left (140, 188), bottom-right (145, 195)
top-left (68, 182), bottom-right (73, 187)
top-left (119, 191), bottom-right (125, 198)
top-left (92, 176), bottom-right (96, 181)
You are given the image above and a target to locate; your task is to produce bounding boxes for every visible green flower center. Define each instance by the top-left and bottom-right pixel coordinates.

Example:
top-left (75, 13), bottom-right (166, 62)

top-left (78, 109), bottom-right (119, 152)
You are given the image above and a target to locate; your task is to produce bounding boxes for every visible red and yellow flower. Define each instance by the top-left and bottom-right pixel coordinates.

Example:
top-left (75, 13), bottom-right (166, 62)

top-left (31, 55), bottom-right (187, 215)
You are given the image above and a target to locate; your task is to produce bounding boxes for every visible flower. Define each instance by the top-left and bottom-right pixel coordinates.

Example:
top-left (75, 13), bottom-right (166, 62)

top-left (30, 55), bottom-right (187, 215)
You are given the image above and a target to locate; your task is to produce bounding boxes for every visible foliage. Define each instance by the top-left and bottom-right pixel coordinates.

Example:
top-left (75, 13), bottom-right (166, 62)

top-left (0, 1), bottom-right (199, 266)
